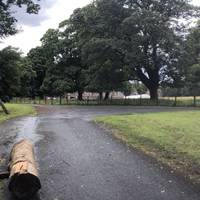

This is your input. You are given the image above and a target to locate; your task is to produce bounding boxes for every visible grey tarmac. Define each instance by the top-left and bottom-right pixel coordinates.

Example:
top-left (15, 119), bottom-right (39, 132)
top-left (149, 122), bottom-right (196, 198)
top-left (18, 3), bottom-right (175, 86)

top-left (0, 106), bottom-right (200, 200)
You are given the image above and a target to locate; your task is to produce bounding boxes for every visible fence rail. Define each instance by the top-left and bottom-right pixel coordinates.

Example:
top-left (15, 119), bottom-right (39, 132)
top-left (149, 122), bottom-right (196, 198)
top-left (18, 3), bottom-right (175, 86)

top-left (9, 96), bottom-right (200, 107)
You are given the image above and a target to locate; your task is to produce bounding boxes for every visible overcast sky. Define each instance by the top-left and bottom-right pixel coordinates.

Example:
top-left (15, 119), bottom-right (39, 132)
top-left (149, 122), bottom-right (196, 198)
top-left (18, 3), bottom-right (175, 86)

top-left (0, 0), bottom-right (199, 54)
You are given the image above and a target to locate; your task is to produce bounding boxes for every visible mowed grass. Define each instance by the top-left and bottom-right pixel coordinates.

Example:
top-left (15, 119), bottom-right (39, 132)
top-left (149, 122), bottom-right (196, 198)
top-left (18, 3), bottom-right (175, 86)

top-left (96, 111), bottom-right (200, 183)
top-left (0, 103), bottom-right (36, 123)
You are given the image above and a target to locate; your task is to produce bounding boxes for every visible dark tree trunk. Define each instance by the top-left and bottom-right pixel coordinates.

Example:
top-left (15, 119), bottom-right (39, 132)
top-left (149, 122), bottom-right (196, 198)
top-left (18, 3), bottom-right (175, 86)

top-left (136, 68), bottom-right (159, 100)
top-left (149, 87), bottom-right (158, 100)
top-left (104, 92), bottom-right (110, 100)
top-left (51, 97), bottom-right (53, 105)
top-left (59, 96), bottom-right (62, 105)
top-left (78, 91), bottom-right (83, 101)
top-left (99, 92), bottom-right (103, 100)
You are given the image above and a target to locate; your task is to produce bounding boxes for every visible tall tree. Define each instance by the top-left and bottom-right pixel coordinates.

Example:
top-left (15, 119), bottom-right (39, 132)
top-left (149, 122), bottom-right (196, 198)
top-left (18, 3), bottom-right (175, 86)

top-left (27, 47), bottom-right (48, 97)
top-left (121, 0), bottom-right (200, 99)
top-left (82, 38), bottom-right (126, 99)
top-left (27, 29), bottom-right (61, 98)
top-left (57, 15), bottom-right (90, 100)
top-left (19, 57), bottom-right (36, 97)
top-left (37, 29), bottom-right (61, 97)
top-left (182, 21), bottom-right (200, 95)
top-left (68, 1), bottom-right (128, 99)
top-left (0, 0), bottom-right (40, 112)
top-left (0, 47), bottom-right (22, 99)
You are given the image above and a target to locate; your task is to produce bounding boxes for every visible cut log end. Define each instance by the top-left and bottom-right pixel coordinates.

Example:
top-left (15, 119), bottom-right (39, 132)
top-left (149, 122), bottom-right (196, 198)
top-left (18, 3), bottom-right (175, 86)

top-left (9, 173), bottom-right (41, 199)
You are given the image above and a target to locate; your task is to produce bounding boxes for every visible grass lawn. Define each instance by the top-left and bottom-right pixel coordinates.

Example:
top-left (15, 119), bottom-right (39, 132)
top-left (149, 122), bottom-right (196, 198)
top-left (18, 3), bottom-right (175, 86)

top-left (0, 103), bottom-right (36, 123)
top-left (96, 111), bottom-right (200, 183)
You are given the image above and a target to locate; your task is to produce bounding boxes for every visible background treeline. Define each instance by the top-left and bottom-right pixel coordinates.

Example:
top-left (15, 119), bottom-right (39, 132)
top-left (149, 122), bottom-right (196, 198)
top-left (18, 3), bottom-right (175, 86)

top-left (1, 0), bottom-right (200, 102)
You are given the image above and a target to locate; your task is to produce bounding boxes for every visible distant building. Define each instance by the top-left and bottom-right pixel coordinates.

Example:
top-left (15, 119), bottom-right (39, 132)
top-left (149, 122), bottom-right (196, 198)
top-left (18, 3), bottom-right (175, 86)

top-left (125, 94), bottom-right (150, 99)
top-left (65, 91), bottom-right (125, 100)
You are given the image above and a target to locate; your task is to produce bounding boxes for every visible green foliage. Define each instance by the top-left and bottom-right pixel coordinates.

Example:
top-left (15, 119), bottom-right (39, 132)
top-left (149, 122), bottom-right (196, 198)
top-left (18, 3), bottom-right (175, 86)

top-left (187, 64), bottom-right (200, 95)
top-left (70, 0), bottom-right (128, 94)
top-left (120, 81), bottom-right (132, 97)
top-left (19, 57), bottom-right (36, 97)
top-left (83, 38), bottom-right (126, 93)
top-left (0, 47), bottom-right (22, 99)
top-left (183, 22), bottom-right (200, 95)
top-left (27, 47), bottom-right (48, 97)
top-left (39, 28), bottom-right (86, 99)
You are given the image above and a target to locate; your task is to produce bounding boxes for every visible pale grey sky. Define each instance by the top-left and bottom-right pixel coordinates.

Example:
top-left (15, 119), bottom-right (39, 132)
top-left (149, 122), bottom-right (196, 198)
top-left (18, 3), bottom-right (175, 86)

top-left (0, 0), bottom-right (199, 54)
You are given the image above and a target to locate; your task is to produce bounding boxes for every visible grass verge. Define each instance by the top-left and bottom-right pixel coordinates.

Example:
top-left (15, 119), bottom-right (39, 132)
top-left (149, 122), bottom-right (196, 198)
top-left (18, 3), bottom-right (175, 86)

top-left (0, 103), bottom-right (36, 123)
top-left (95, 111), bottom-right (200, 184)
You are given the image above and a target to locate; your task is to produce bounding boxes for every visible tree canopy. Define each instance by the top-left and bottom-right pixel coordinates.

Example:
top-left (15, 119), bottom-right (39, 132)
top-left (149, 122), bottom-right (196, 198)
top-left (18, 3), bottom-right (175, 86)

top-left (1, 0), bottom-right (200, 101)
top-left (182, 22), bottom-right (200, 95)
top-left (0, 47), bottom-right (21, 99)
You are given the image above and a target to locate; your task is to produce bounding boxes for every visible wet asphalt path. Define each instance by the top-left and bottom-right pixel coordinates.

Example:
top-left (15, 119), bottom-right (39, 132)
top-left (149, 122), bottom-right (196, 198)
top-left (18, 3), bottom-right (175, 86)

top-left (1, 106), bottom-right (200, 200)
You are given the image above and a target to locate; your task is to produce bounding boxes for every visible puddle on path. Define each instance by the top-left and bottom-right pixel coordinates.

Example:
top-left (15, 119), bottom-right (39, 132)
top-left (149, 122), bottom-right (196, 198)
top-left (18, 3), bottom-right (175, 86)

top-left (14, 117), bottom-right (43, 144)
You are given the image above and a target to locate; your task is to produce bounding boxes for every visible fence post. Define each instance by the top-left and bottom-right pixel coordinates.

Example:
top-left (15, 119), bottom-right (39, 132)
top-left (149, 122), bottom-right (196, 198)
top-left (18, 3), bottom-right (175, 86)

top-left (59, 96), bottom-right (62, 105)
top-left (44, 96), bottom-right (47, 105)
top-left (194, 96), bottom-right (196, 107)
top-left (140, 95), bottom-right (142, 106)
top-left (174, 96), bottom-right (177, 106)
top-left (156, 97), bottom-right (159, 106)
top-left (124, 97), bottom-right (126, 105)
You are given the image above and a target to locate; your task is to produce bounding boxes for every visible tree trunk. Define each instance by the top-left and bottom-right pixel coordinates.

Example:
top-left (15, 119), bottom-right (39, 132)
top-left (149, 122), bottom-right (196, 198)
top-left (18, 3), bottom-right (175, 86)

top-left (104, 92), bottom-right (110, 100)
top-left (59, 96), bottom-right (62, 105)
top-left (149, 87), bottom-right (158, 100)
top-left (136, 68), bottom-right (159, 100)
top-left (78, 91), bottom-right (83, 101)
top-left (0, 99), bottom-right (9, 114)
top-left (8, 139), bottom-right (41, 199)
top-left (99, 92), bottom-right (103, 100)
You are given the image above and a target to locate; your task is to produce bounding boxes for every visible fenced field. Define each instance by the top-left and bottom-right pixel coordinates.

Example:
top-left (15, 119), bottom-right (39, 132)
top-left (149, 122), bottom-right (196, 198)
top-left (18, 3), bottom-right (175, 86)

top-left (10, 96), bottom-right (200, 107)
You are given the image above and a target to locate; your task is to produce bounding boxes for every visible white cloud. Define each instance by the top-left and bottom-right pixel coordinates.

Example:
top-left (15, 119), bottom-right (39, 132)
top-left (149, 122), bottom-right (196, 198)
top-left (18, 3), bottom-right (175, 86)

top-left (192, 0), bottom-right (200, 6)
top-left (0, 0), bottom-right (199, 55)
top-left (0, 0), bottom-right (92, 54)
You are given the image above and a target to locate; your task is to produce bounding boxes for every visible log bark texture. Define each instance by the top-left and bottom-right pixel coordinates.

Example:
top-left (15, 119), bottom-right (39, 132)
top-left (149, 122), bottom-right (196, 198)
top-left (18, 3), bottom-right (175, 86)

top-left (8, 139), bottom-right (41, 199)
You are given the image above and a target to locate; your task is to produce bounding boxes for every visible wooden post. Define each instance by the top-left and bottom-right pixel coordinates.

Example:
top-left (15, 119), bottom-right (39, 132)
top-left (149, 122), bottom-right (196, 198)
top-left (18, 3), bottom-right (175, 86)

top-left (174, 96), bottom-right (177, 106)
top-left (51, 97), bottom-right (53, 105)
top-left (194, 96), bottom-right (196, 107)
top-left (140, 95), bottom-right (142, 106)
top-left (59, 96), bottom-right (62, 105)
top-left (8, 139), bottom-right (41, 199)
top-left (0, 99), bottom-right (9, 114)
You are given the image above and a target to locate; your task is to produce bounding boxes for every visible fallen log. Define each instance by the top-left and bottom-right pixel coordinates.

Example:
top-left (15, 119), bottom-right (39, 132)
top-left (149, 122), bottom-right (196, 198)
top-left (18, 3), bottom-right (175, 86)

top-left (8, 139), bottom-right (41, 199)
